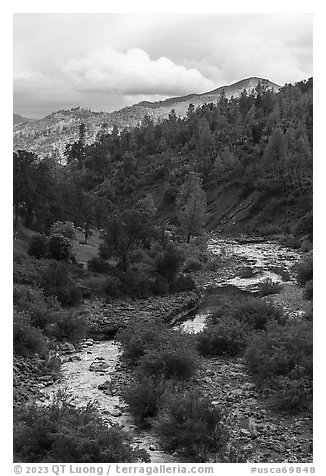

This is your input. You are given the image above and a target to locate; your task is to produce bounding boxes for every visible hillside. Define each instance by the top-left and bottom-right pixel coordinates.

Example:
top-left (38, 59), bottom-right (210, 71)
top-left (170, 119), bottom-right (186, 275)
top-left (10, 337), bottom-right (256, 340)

top-left (13, 77), bottom-right (280, 159)
top-left (13, 113), bottom-right (33, 126)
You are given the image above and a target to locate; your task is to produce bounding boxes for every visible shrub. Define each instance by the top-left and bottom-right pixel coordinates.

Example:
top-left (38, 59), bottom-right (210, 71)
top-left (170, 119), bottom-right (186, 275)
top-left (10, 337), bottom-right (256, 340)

top-left (155, 389), bottom-right (228, 462)
top-left (294, 212), bottom-right (313, 240)
top-left (197, 317), bottom-right (248, 356)
top-left (28, 234), bottom-right (49, 259)
top-left (116, 264), bottom-right (153, 297)
top-left (42, 262), bottom-right (81, 307)
top-left (137, 333), bottom-right (199, 380)
top-left (156, 246), bottom-right (183, 284)
top-left (269, 372), bottom-right (312, 413)
top-left (14, 284), bottom-right (86, 343)
top-left (51, 285), bottom-right (82, 307)
top-left (183, 258), bottom-right (203, 273)
top-left (13, 257), bottom-right (49, 285)
top-left (281, 235), bottom-right (301, 250)
top-left (172, 275), bottom-right (196, 292)
top-left (14, 391), bottom-right (149, 462)
top-left (123, 375), bottom-right (168, 422)
top-left (117, 321), bottom-right (165, 365)
top-left (49, 221), bottom-right (76, 240)
top-left (238, 266), bottom-right (255, 278)
top-left (13, 311), bottom-right (49, 357)
top-left (296, 258), bottom-right (313, 285)
top-left (150, 275), bottom-right (169, 295)
top-left (45, 310), bottom-right (88, 343)
top-left (244, 320), bottom-right (312, 412)
top-left (231, 298), bottom-right (284, 330)
top-left (258, 278), bottom-right (283, 296)
top-left (48, 234), bottom-right (72, 261)
top-left (304, 280), bottom-right (313, 300)
top-left (269, 266), bottom-right (291, 282)
top-left (87, 257), bottom-right (111, 273)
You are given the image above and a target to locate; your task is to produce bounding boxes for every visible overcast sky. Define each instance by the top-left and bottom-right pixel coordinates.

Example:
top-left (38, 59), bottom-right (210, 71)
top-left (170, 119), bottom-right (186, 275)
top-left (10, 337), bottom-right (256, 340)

top-left (13, 13), bottom-right (313, 118)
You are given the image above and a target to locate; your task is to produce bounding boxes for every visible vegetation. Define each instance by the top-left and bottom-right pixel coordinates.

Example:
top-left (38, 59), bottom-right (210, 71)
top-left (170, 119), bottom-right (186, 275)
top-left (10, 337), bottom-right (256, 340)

top-left (197, 317), bottom-right (249, 356)
top-left (14, 392), bottom-right (149, 462)
top-left (155, 389), bottom-right (228, 462)
top-left (245, 320), bottom-right (313, 412)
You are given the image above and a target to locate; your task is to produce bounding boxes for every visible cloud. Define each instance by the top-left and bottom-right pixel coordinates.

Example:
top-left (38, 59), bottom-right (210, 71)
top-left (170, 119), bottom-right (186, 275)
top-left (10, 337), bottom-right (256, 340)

top-left (62, 47), bottom-right (216, 96)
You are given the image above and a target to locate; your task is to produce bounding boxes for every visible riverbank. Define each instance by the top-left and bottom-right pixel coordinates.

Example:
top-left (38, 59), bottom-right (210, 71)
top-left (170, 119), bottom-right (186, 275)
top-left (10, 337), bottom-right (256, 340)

top-left (14, 234), bottom-right (313, 463)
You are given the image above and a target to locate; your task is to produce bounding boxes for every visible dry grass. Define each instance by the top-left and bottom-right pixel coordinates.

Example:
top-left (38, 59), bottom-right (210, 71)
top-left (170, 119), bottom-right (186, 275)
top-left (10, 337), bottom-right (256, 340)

top-left (72, 229), bottom-right (102, 264)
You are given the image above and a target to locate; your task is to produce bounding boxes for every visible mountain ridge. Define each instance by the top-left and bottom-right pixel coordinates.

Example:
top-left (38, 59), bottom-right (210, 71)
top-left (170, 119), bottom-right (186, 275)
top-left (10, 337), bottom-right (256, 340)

top-left (13, 77), bottom-right (281, 159)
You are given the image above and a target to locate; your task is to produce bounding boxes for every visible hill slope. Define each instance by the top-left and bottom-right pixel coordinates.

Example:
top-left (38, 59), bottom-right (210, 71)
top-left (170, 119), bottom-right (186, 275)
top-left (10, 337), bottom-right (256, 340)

top-left (13, 77), bottom-right (280, 159)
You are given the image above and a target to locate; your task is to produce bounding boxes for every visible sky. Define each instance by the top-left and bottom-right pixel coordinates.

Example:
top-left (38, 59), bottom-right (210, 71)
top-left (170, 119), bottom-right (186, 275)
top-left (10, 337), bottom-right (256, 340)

top-left (13, 13), bottom-right (313, 118)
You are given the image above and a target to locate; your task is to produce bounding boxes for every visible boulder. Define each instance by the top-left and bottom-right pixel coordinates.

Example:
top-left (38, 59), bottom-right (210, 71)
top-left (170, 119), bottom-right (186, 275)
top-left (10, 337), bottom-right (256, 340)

top-left (89, 361), bottom-right (110, 372)
top-left (98, 379), bottom-right (112, 391)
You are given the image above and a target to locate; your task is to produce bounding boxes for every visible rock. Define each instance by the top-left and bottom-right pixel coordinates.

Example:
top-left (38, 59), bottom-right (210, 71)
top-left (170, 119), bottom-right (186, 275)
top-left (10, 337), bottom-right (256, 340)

top-left (89, 361), bottom-right (110, 372)
top-left (84, 340), bottom-right (94, 346)
top-left (58, 342), bottom-right (76, 354)
top-left (109, 408), bottom-right (122, 417)
top-left (98, 380), bottom-right (112, 391)
top-left (240, 428), bottom-right (251, 437)
top-left (149, 444), bottom-right (157, 451)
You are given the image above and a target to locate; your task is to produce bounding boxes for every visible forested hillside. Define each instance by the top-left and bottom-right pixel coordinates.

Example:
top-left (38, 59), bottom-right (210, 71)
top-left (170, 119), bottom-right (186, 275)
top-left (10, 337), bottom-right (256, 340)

top-left (14, 78), bottom-right (313, 239)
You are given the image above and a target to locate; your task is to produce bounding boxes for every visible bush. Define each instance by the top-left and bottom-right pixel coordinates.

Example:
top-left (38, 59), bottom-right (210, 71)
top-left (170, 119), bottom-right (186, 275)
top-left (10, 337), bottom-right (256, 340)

top-left (14, 284), bottom-right (86, 343)
top-left (258, 278), bottom-right (283, 296)
top-left (117, 321), bottom-right (165, 365)
top-left (269, 266), bottom-right (291, 282)
top-left (296, 258), bottom-right (313, 285)
top-left (13, 311), bottom-right (49, 357)
top-left (117, 266), bottom-right (152, 297)
top-left (150, 275), bottom-right (169, 295)
top-left (137, 333), bottom-right (199, 380)
top-left (49, 221), bottom-right (76, 240)
top-left (230, 298), bottom-right (284, 330)
top-left (245, 320), bottom-right (312, 412)
top-left (269, 372), bottom-right (313, 413)
top-left (156, 246), bottom-right (183, 284)
top-left (183, 258), bottom-right (203, 273)
top-left (87, 257), bottom-right (111, 273)
top-left (28, 234), bottom-right (49, 259)
top-left (13, 257), bottom-right (49, 285)
top-left (294, 212), bottom-right (313, 240)
top-left (172, 275), bottom-right (196, 292)
top-left (304, 280), bottom-right (313, 300)
top-left (155, 389), bottom-right (228, 461)
top-left (48, 234), bottom-right (72, 261)
top-left (123, 375), bottom-right (168, 422)
top-left (238, 266), bottom-right (256, 278)
top-left (42, 262), bottom-right (81, 307)
top-left (45, 310), bottom-right (88, 343)
top-left (281, 235), bottom-right (301, 250)
top-left (14, 391), bottom-right (149, 462)
top-left (197, 317), bottom-right (248, 356)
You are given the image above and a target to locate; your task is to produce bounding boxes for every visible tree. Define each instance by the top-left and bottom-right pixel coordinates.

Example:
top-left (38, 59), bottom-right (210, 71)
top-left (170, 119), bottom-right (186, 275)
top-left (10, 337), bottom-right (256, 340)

top-left (100, 206), bottom-right (155, 271)
top-left (176, 172), bottom-right (207, 242)
top-left (64, 123), bottom-right (86, 170)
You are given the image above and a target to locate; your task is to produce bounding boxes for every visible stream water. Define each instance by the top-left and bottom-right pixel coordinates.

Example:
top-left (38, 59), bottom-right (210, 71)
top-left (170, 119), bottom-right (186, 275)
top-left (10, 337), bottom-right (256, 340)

top-left (178, 237), bottom-right (301, 333)
top-left (40, 237), bottom-right (303, 462)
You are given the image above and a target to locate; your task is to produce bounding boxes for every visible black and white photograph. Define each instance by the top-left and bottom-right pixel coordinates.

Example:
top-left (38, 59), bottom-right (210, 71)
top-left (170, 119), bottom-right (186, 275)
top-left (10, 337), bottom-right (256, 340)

top-left (11, 8), bottom-right (314, 469)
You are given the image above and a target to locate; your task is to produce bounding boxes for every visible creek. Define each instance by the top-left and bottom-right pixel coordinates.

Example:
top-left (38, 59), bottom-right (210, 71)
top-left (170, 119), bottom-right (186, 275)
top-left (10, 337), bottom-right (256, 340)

top-left (40, 237), bottom-right (302, 462)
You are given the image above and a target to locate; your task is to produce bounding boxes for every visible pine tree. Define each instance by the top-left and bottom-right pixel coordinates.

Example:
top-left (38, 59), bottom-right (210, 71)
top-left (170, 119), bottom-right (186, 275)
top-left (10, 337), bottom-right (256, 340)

top-left (176, 172), bottom-right (207, 242)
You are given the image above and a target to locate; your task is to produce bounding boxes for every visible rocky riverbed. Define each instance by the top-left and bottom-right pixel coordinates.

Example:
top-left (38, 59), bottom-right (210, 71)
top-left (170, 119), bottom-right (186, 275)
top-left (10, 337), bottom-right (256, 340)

top-left (14, 236), bottom-right (313, 463)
